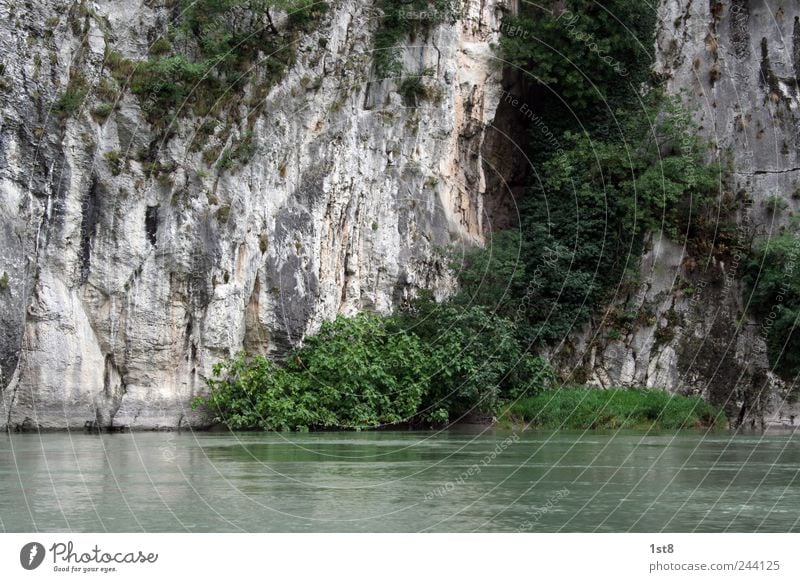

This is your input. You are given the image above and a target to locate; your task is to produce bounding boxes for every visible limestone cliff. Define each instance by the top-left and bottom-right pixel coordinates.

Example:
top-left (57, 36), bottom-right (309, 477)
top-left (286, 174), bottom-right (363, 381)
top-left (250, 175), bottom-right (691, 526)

top-left (0, 0), bottom-right (505, 429)
top-left (2, 0), bottom-right (798, 431)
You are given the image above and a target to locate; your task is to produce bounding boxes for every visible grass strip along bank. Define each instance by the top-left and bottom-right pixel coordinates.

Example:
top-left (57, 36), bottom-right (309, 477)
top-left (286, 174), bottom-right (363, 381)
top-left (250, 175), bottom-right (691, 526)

top-left (503, 388), bottom-right (727, 430)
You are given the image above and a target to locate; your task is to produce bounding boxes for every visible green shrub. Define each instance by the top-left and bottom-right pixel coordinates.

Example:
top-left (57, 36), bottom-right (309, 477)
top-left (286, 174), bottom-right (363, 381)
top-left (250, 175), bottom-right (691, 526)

top-left (196, 314), bottom-right (432, 430)
top-left (149, 37), bottom-right (172, 56)
top-left (764, 195), bottom-right (789, 215)
top-left (394, 294), bottom-right (556, 418)
top-left (216, 131), bottom-right (258, 172)
top-left (399, 75), bottom-right (426, 105)
top-left (129, 55), bottom-right (208, 119)
top-left (103, 150), bottom-right (124, 175)
top-left (193, 302), bottom-right (553, 430)
top-left (215, 205), bottom-right (231, 223)
top-left (743, 231), bottom-right (800, 381)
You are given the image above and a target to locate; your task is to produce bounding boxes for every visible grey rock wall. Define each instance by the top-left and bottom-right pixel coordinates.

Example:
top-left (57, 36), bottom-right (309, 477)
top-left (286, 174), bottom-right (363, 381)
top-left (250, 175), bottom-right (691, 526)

top-left (0, 0), bottom-right (506, 430)
top-left (3, 0), bottom-right (797, 431)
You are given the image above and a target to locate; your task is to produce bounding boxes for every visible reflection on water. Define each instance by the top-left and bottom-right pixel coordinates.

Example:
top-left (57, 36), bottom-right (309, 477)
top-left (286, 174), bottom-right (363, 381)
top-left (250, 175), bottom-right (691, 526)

top-left (1, 428), bottom-right (798, 532)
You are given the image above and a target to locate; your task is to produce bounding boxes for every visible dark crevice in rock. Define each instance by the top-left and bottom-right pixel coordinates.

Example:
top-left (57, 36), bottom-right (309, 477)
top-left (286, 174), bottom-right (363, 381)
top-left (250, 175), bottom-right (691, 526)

top-left (794, 17), bottom-right (800, 83)
top-left (187, 218), bottom-right (220, 310)
top-left (737, 167), bottom-right (800, 175)
top-left (95, 354), bottom-right (125, 429)
top-left (243, 275), bottom-right (270, 355)
top-left (480, 69), bottom-right (532, 232)
top-left (145, 205), bottom-right (159, 246)
top-left (759, 37), bottom-right (796, 105)
top-left (78, 175), bottom-right (102, 285)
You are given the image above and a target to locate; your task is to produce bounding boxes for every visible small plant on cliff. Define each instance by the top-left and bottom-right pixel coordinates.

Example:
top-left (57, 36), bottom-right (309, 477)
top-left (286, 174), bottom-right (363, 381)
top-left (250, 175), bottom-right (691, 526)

top-left (91, 102), bottom-right (115, 124)
top-left (764, 194), bottom-right (789, 215)
top-left (103, 150), bottom-right (125, 175)
top-left (399, 75), bottom-right (426, 106)
top-left (398, 68), bottom-right (437, 106)
top-left (54, 73), bottom-right (90, 119)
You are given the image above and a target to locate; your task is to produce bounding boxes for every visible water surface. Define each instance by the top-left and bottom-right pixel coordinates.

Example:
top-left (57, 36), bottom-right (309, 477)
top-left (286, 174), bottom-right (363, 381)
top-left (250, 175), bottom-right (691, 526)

top-left (1, 428), bottom-right (798, 532)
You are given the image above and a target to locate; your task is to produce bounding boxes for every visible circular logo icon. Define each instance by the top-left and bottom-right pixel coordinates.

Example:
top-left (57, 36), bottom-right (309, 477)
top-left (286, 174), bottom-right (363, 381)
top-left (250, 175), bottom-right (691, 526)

top-left (20, 542), bottom-right (46, 570)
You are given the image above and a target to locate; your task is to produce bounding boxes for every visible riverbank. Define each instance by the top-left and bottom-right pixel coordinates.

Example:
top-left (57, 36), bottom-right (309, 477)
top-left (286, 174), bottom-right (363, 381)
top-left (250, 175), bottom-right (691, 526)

top-left (4, 388), bottom-right (732, 433)
top-left (501, 388), bottom-right (727, 430)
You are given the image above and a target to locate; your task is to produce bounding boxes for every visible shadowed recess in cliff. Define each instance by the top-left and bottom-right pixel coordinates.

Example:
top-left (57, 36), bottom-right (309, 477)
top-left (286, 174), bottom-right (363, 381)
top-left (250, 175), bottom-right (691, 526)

top-left (145, 206), bottom-right (159, 246)
top-left (79, 175), bottom-right (102, 285)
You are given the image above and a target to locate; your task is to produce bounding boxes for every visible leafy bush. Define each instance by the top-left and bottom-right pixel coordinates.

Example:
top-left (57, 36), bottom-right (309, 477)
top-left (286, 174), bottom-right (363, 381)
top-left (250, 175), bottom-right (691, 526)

top-left (743, 231), bottom-right (800, 381)
top-left (196, 314), bottom-right (431, 430)
top-left (194, 304), bottom-right (554, 430)
top-left (198, 355), bottom-right (315, 431)
top-left (103, 150), bottom-right (125, 175)
top-left (398, 75), bottom-right (426, 106)
top-left (504, 388), bottom-right (727, 430)
top-left (128, 55), bottom-right (209, 117)
top-left (91, 102), bottom-right (115, 123)
top-left (395, 294), bottom-right (555, 418)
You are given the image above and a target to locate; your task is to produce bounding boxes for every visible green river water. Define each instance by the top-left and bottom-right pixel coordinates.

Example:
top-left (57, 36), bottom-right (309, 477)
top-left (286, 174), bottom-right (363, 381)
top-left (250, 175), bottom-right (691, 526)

top-left (1, 428), bottom-right (798, 532)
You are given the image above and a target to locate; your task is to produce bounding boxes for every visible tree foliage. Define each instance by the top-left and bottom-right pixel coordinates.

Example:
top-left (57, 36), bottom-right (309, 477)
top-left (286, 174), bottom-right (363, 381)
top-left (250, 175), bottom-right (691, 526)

top-left (743, 229), bottom-right (800, 382)
top-left (500, 0), bottom-right (656, 141)
top-left (194, 305), bottom-right (555, 430)
top-left (451, 2), bottom-right (722, 347)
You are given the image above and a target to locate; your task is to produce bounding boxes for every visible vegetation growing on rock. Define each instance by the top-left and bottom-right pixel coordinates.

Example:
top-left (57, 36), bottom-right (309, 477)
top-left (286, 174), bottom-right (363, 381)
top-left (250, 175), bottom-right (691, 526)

top-left (373, 0), bottom-right (458, 77)
top-left (744, 228), bottom-right (800, 383)
top-left (103, 0), bottom-right (329, 127)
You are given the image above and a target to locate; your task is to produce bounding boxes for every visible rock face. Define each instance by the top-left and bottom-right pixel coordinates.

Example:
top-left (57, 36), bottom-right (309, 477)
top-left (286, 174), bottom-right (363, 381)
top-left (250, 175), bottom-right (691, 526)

top-left (556, 0), bottom-right (800, 427)
top-left (2, 0), bottom-right (798, 431)
top-left (0, 0), bottom-right (506, 429)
